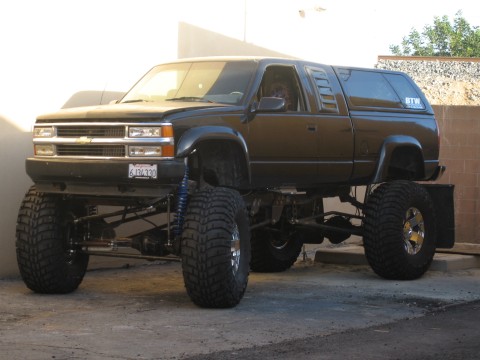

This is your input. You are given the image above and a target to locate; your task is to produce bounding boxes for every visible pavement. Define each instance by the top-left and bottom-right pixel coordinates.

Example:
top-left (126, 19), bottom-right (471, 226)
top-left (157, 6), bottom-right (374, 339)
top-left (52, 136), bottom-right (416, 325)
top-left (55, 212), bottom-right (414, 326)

top-left (0, 245), bottom-right (479, 359)
top-left (315, 243), bottom-right (480, 272)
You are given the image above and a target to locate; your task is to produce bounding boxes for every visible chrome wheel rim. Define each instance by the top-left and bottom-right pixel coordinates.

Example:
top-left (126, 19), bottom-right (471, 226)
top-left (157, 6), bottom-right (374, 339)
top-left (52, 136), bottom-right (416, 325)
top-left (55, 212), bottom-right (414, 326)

top-left (403, 207), bottom-right (425, 255)
top-left (271, 235), bottom-right (289, 250)
top-left (231, 224), bottom-right (241, 275)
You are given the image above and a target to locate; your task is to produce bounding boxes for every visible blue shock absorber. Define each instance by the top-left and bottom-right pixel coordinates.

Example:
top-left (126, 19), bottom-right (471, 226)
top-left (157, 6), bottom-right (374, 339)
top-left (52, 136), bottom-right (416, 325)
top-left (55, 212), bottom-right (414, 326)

top-left (173, 160), bottom-right (189, 238)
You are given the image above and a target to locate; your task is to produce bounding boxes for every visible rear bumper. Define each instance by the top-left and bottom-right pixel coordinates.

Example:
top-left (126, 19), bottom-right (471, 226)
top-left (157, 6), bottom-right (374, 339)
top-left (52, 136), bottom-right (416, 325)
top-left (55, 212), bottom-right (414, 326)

top-left (423, 183), bottom-right (455, 249)
top-left (26, 157), bottom-right (185, 197)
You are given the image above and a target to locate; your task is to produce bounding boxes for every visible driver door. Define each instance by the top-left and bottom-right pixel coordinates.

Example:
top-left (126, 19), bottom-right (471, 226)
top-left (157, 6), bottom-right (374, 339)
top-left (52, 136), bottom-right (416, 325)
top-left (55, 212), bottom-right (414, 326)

top-left (246, 65), bottom-right (319, 187)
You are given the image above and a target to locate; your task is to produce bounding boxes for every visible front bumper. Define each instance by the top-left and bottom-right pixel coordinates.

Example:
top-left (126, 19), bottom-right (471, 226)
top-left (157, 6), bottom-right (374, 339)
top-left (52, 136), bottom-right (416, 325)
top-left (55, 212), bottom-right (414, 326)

top-left (26, 157), bottom-right (185, 197)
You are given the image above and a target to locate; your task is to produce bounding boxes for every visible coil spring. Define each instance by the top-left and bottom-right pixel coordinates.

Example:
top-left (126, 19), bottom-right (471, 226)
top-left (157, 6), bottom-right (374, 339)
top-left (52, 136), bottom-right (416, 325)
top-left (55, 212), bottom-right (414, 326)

top-left (173, 165), bottom-right (189, 237)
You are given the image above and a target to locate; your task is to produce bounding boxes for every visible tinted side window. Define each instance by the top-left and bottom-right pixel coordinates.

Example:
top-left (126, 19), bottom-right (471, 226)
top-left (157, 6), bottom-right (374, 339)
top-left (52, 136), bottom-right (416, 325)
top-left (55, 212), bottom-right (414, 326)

top-left (306, 67), bottom-right (339, 113)
top-left (338, 69), bottom-right (402, 108)
top-left (384, 74), bottom-right (426, 110)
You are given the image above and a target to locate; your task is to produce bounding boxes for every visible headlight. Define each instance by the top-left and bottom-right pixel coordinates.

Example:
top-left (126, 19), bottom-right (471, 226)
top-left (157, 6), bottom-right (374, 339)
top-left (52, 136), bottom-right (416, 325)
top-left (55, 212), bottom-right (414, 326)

top-left (34, 144), bottom-right (55, 156)
top-left (33, 126), bottom-right (55, 138)
top-left (129, 127), bottom-right (162, 137)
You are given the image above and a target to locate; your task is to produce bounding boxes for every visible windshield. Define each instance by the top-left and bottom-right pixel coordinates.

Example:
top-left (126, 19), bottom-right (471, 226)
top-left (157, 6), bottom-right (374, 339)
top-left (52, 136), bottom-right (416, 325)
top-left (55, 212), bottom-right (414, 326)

top-left (121, 60), bottom-right (257, 105)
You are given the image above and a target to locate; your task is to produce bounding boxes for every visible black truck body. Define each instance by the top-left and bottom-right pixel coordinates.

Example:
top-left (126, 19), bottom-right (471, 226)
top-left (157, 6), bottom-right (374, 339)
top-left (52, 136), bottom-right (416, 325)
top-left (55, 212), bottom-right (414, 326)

top-left (17, 57), bottom-right (454, 308)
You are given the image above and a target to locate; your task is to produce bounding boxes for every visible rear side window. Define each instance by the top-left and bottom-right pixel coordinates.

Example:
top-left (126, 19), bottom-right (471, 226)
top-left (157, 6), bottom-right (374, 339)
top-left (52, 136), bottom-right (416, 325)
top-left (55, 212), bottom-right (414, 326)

top-left (337, 69), bottom-right (425, 110)
top-left (384, 73), bottom-right (425, 110)
top-left (337, 69), bottom-right (402, 108)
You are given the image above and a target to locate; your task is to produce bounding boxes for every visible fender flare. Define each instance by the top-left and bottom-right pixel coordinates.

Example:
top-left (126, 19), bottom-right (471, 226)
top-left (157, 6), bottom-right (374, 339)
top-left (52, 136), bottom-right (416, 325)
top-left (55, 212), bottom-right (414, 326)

top-left (176, 126), bottom-right (251, 182)
top-left (371, 135), bottom-right (424, 184)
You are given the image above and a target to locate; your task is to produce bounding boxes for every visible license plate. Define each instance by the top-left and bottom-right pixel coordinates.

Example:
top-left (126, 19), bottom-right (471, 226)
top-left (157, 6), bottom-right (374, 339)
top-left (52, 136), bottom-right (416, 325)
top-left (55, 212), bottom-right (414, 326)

top-left (128, 164), bottom-right (157, 179)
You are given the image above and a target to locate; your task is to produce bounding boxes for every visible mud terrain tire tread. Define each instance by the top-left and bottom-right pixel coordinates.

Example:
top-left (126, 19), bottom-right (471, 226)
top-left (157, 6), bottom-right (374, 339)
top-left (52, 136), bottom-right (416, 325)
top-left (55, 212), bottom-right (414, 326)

top-left (15, 186), bottom-right (89, 293)
top-left (363, 181), bottom-right (436, 280)
top-left (181, 187), bottom-right (251, 308)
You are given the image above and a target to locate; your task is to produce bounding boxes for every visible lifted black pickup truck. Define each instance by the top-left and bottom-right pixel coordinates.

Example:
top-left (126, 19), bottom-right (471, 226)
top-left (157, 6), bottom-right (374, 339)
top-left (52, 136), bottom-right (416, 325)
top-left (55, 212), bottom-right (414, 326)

top-left (17, 57), bottom-right (454, 308)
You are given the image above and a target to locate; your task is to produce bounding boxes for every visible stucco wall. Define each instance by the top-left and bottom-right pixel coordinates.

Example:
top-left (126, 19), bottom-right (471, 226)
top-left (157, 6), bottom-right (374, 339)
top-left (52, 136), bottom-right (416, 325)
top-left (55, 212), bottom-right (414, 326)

top-left (0, 117), bottom-right (33, 276)
top-left (177, 22), bottom-right (293, 59)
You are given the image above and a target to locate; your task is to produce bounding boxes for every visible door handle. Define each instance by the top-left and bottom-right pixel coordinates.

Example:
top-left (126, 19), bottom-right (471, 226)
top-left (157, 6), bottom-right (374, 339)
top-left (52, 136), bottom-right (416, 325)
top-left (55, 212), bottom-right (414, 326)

top-left (307, 124), bottom-right (317, 132)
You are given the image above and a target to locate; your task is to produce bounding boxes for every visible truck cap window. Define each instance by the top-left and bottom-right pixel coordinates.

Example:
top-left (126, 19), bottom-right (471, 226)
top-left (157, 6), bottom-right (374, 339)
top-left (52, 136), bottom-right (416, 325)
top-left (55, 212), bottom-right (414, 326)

top-left (338, 69), bottom-right (425, 110)
top-left (338, 69), bottom-right (403, 109)
top-left (384, 73), bottom-right (426, 110)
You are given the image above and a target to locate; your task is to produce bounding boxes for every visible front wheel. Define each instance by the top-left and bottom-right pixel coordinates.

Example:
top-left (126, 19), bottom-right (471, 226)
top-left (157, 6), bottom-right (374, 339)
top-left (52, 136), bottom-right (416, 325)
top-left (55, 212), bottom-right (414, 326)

top-left (15, 186), bottom-right (89, 293)
top-left (363, 181), bottom-right (437, 280)
top-left (181, 187), bottom-right (251, 308)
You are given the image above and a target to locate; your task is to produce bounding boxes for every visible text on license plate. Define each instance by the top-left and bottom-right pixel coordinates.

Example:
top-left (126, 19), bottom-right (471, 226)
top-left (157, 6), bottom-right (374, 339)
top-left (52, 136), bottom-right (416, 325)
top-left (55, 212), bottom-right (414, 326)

top-left (128, 164), bottom-right (157, 179)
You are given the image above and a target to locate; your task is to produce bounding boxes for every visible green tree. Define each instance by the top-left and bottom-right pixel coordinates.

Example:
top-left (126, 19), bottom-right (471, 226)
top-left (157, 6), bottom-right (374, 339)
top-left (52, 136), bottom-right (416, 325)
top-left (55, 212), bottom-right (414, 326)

top-left (390, 11), bottom-right (480, 57)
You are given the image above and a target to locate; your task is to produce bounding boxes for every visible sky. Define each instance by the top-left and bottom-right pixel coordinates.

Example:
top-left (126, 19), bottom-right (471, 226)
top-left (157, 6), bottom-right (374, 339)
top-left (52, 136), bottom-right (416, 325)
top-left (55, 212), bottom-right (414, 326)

top-left (334, 0), bottom-right (480, 63)
top-left (1, 0), bottom-right (480, 130)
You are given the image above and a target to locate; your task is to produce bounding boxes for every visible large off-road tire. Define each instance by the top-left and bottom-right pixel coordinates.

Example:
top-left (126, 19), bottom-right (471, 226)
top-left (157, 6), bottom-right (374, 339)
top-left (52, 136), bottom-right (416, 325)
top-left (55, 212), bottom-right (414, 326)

top-left (15, 186), bottom-right (89, 293)
top-left (363, 181), bottom-right (437, 280)
top-left (181, 187), bottom-right (251, 308)
top-left (250, 225), bottom-right (303, 273)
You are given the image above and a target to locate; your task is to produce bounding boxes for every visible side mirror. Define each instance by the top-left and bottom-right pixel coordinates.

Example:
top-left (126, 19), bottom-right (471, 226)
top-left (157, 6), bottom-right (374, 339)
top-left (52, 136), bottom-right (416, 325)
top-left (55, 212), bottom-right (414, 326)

top-left (256, 97), bottom-right (286, 112)
top-left (242, 97), bottom-right (287, 123)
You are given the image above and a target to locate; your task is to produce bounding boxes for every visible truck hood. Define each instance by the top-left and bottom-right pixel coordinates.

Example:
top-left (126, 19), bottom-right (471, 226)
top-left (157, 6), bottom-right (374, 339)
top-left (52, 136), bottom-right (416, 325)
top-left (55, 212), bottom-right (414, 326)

top-left (36, 102), bottom-right (233, 122)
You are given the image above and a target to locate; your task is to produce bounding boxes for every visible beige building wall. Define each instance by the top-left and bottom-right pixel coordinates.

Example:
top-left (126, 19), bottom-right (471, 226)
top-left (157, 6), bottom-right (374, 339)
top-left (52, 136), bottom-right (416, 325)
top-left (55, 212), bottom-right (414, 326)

top-left (0, 117), bottom-right (33, 275)
top-left (0, 5), bottom-right (178, 278)
top-left (177, 22), bottom-right (293, 59)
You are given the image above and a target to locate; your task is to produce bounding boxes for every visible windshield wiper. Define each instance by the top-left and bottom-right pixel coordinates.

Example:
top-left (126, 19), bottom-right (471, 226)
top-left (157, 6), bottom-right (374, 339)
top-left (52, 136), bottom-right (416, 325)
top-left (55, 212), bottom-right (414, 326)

top-left (166, 96), bottom-right (214, 103)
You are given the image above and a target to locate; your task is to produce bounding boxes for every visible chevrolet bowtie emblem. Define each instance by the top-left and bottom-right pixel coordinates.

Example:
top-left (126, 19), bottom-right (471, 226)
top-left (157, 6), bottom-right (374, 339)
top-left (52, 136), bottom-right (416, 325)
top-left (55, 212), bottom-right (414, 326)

top-left (76, 136), bottom-right (92, 144)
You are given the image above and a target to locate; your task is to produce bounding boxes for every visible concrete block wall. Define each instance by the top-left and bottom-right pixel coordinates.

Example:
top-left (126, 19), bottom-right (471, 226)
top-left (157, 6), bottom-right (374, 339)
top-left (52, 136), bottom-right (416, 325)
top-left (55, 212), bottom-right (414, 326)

top-left (433, 105), bottom-right (480, 244)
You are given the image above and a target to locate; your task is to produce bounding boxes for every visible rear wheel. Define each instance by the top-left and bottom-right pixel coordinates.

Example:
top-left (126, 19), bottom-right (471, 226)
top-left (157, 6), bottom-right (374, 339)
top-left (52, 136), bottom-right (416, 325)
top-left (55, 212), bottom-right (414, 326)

top-left (181, 187), bottom-right (251, 308)
top-left (15, 186), bottom-right (89, 293)
top-left (250, 229), bottom-right (303, 272)
top-left (363, 181), bottom-right (436, 280)
top-left (250, 216), bottom-right (303, 273)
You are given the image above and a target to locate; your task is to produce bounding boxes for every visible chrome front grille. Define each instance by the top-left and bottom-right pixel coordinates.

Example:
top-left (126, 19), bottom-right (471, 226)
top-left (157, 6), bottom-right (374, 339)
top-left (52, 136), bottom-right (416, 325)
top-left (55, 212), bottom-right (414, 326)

top-left (56, 126), bottom-right (125, 138)
top-left (33, 122), bottom-right (175, 159)
top-left (56, 145), bottom-right (126, 157)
